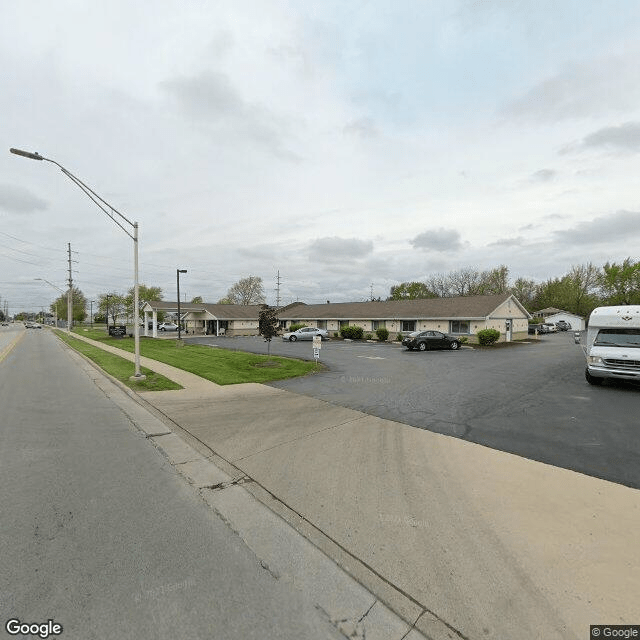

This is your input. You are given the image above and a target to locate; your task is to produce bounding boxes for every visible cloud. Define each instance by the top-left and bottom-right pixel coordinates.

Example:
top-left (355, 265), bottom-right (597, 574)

top-left (308, 236), bottom-right (374, 262)
top-left (561, 121), bottom-right (640, 154)
top-left (488, 236), bottom-right (526, 247)
top-left (410, 228), bottom-right (463, 252)
top-left (0, 184), bottom-right (47, 214)
top-left (530, 169), bottom-right (556, 182)
top-left (159, 70), bottom-right (299, 160)
top-left (343, 117), bottom-right (379, 139)
top-left (502, 54), bottom-right (640, 123)
top-left (553, 210), bottom-right (640, 245)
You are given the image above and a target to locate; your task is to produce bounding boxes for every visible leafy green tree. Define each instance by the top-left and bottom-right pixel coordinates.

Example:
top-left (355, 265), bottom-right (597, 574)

top-left (510, 277), bottom-right (538, 310)
top-left (190, 296), bottom-right (203, 304)
top-left (258, 304), bottom-right (280, 359)
top-left (478, 265), bottom-right (510, 295)
top-left (388, 281), bottom-right (436, 300)
top-left (125, 284), bottom-right (163, 322)
top-left (97, 292), bottom-right (126, 325)
top-left (50, 287), bottom-right (87, 322)
top-left (531, 264), bottom-right (600, 316)
top-left (599, 258), bottom-right (640, 305)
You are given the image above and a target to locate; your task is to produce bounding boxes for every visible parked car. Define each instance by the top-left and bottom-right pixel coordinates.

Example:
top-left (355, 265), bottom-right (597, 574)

top-left (555, 320), bottom-right (571, 331)
top-left (528, 324), bottom-right (542, 335)
top-left (158, 322), bottom-right (179, 331)
top-left (542, 323), bottom-right (558, 333)
top-left (282, 327), bottom-right (329, 341)
top-left (402, 330), bottom-right (460, 351)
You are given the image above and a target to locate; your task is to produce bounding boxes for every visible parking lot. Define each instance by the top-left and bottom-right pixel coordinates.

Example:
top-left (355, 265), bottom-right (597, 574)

top-left (186, 332), bottom-right (640, 489)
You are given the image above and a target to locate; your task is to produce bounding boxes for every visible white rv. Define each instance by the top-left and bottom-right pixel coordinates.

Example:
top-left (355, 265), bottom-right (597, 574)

top-left (584, 306), bottom-right (640, 385)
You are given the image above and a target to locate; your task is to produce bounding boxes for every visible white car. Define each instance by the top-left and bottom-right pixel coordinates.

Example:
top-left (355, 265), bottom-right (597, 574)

top-left (282, 327), bottom-right (329, 342)
top-left (158, 322), bottom-right (179, 331)
top-left (542, 323), bottom-right (558, 333)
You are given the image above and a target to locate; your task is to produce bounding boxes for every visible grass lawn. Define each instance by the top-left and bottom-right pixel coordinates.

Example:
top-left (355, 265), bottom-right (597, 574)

top-left (72, 328), bottom-right (322, 384)
top-left (56, 330), bottom-right (183, 391)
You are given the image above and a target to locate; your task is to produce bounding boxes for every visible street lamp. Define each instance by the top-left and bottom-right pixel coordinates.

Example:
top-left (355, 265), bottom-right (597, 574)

top-left (11, 147), bottom-right (144, 380)
top-left (34, 278), bottom-right (68, 334)
top-left (90, 300), bottom-right (95, 329)
top-left (177, 269), bottom-right (187, 341)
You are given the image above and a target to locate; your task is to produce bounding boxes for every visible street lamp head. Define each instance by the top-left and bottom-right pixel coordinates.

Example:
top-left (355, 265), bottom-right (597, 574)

top-left (10, 148), bottom-right (44, 161)
top-left (178, 269), bottom-right (187, 274)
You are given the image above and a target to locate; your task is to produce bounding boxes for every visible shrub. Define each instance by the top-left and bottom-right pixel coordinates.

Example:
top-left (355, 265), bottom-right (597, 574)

top-left (396, 333), bottom-right (403, 341)
top-left (288, 323), bottom-right (305, 332)
top-left (458, 336), bottom-right (468, 344)
top-left (333, 332), bottom-right (340, 338)
top-left (365, 333), bottom-right (373, 340)
top-left (340, 325), bottom-right (364, 339)
top-left (376, 327), bottom-right (389, 341)
top-left (477, 328), bottom-right (501, 346)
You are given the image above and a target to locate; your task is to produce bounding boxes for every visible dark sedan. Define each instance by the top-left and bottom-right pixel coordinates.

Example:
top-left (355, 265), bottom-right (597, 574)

top-left (402, 330), bottom-right (460, 351)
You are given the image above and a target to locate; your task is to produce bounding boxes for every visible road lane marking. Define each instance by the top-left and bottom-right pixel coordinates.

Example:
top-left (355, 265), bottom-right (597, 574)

top-left (0, 331), bottom-right (25, 364)
top-left (356, 355), bottom-right (386, 360)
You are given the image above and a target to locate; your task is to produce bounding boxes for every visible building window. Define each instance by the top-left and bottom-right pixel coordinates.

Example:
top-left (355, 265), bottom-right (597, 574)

top-left (317, 320), bottom-right (327, 329)
top-left (450, 320), bottom-right (470, 334)
top-left (372, 320), bottom-right (386, 330)
top-left (340, 320), bottom-right (349, 328)
top-left (401, 320), bottom-right (416, 332)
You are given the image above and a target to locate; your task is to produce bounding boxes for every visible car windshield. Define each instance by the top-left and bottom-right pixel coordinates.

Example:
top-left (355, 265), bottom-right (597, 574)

top-left (594, 328), bottom-right (640, 347)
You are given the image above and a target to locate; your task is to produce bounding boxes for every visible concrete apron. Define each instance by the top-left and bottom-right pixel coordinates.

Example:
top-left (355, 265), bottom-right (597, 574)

top-left (146, 383), bottom-right (640, 640)
top-left (64, 332), bottom-right (640, 638)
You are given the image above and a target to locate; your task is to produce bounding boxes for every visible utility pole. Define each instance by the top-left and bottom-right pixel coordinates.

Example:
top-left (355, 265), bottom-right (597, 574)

top-left (67, 243), bottom-right (73, 334)
top-left (370, 283), bottom-right (374, 301)
top-left (275, 270), bottom-right (282, 308)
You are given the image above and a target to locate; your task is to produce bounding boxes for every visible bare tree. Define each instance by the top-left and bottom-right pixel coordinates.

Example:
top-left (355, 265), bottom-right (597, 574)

top-left (224, 276), bottom-right (266, 305)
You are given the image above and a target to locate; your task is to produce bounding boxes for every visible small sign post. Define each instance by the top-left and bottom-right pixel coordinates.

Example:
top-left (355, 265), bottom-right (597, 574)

top-left (313, 335), bottom-right (321, 364)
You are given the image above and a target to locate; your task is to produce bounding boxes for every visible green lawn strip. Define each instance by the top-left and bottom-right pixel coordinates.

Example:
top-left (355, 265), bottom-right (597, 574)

top-left (71, 328), bottom-right (320, 384)
top-left (56, 330), bottom-right (183, 391)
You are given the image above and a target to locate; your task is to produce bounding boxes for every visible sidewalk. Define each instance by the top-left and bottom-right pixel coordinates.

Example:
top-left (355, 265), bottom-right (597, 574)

top-left (67, 331), bottom-right (640, 639)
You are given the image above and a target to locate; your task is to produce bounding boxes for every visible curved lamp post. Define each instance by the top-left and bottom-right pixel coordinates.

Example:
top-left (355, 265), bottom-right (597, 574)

top-left (11, 148), bottom-right (144, 380)
top-left (34, 277), bottom-right (68, 333)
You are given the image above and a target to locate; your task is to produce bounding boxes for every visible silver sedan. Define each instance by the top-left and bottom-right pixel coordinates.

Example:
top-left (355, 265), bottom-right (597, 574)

top-left (282, 327), bottom-right (329, 342)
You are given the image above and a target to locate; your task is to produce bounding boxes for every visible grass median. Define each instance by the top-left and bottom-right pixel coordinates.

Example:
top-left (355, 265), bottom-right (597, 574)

top-left (72, 328), bottom-right (322, 385)
top-left (55, 330), bottom-right (183, 391)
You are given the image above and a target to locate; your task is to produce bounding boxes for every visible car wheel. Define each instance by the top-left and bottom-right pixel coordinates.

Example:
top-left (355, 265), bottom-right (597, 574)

top-left (160, 327), bottom-right (165, 331)
top-left (585, 370), bottom-right (604, 386)
top-left (289, 335), bottom-right (297, 342)
top-left (418, 342), bottom-right (427, 351)
top-left (449, 341), bottom-right (460, 350)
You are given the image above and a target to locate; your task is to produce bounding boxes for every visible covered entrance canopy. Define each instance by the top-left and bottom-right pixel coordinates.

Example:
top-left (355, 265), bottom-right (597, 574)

top-left (141, 301), bottom-right (261, 337)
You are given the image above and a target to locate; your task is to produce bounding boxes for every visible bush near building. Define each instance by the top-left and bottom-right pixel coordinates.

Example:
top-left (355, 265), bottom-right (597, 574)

top-left (340, 325), bottom-right (364, 339)
top-left (376, 327), bottom-right (389, 341)
top-left (477, 328), bottom-right (501, 345)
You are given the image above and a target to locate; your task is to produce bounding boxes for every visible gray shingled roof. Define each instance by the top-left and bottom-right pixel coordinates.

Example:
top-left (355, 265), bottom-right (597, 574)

top-left (278, 294), bottom-right (524, 320)
top-left (144, 294), bottom-right (529, 321)
top-left (144, 301), bottom-right (262, 319)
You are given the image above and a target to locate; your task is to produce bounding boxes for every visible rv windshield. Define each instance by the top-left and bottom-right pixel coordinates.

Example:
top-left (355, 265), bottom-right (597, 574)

top-left (594, 328), bottom-right (640, 347)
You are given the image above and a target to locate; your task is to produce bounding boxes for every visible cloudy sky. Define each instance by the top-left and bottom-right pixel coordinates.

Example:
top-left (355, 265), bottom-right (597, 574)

top-left (2, 1), bottom-right (640, 312)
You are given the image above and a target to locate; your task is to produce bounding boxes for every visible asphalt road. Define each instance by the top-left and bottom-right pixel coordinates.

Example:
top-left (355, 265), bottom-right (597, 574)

top-left (0, 325), bottom-right (361, 640)
top-left (187, 332), bottom-right (640, 489)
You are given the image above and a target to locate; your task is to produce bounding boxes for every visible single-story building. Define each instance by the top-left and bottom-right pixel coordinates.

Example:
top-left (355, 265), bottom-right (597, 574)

top-left (278, 293), bottom-right (531, 342)
top-left (142, 294), bottom-right (531, 342)
top-left (539, 310), bottom-right (586, 331)
top-left (141, 301), bottom-right (263, 337)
